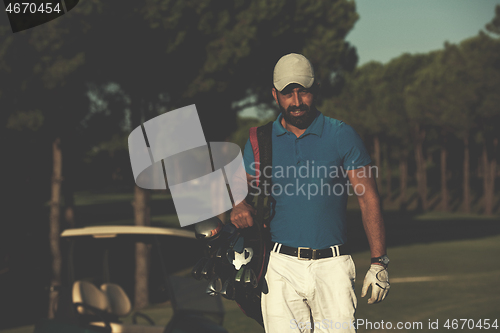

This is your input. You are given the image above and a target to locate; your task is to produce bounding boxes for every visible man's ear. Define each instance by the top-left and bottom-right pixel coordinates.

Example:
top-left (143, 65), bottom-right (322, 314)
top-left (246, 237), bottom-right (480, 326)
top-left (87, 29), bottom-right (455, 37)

top-left (272, 87), bottom-right (279, 105)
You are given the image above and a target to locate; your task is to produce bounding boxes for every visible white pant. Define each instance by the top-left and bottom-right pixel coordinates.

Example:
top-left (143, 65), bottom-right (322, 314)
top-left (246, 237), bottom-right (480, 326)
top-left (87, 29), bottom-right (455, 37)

top-left (261, 251), bottom-right (357, 333)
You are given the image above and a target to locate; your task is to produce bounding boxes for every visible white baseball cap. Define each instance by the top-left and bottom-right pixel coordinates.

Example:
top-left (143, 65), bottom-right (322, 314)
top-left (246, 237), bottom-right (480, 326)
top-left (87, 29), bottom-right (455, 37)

top-left (273, 53), bottom-right (315, 91)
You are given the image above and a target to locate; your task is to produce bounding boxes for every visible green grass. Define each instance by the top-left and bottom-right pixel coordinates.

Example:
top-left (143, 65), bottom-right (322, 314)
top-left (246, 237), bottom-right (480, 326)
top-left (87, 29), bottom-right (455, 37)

top-left (72, 189), bottom-right (172, 206)
top-left (66, 189), bottom-right (181, 227)
top-left (73, 191), bottom-right (135, 206)
top-left (352, 234), bottom-right (500, 332)
top-left (0, 327), bottom-right (35, 333)
top-left (413, 210), bottom-right (500, 221)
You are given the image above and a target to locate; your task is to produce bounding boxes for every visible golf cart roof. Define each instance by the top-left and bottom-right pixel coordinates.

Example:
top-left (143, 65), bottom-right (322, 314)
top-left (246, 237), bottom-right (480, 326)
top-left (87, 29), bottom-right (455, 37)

top-left (60, 225), bottom-right (196, 239)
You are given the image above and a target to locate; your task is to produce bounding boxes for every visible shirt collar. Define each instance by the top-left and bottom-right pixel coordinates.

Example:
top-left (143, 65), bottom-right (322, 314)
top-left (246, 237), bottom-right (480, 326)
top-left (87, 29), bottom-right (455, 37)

top-left (273, 110), bottom-right (324, 138)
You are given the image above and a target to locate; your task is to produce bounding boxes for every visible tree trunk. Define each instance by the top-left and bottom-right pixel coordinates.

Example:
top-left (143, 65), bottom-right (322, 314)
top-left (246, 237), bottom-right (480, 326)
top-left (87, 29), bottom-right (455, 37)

top-left (373, 135), bottom-right (381, 168)
top-left (61, 138), bottom-right (76, 229)
top-left (48, 137), bottom-right (63, 319)
top-left (414, 125), bottom-right (428, 211)
top-left (463, 136), bottom-right (470, 214)
top-left (130, 93), bottom-right (152, 310)
top-left (483, 138), bottom-right (497, 215)
top-left (440, 143), bottom-right (449, 212)
top-left (488, 139), bottom-right (497, 215)
top-left (386, 143), bottom-right (392, 204)
top-left (63, 181), bottom-right (76, 229)
top-left (482, 142), bottom-right (489, 214)
top-left (64, 201), bottom-right (76, 228)
top-left (399, 150), bottom-right (408, 210)
top-left (373, 135), bottom-right (381, 190)
top-left (133, 185), bottom-right (150, 310)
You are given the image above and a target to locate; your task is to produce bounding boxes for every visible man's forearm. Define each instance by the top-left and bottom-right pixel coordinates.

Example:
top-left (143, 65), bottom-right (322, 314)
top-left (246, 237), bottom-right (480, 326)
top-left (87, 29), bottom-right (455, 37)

top-left (359, 194), bottom-right (386, 258)
top-left (348, 166), bottom-right (387, 258)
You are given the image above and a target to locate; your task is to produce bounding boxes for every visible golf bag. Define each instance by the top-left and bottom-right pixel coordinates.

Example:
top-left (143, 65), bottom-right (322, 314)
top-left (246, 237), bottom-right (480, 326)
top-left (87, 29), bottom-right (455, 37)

top-left (192, 122), bottom-right (274, 327)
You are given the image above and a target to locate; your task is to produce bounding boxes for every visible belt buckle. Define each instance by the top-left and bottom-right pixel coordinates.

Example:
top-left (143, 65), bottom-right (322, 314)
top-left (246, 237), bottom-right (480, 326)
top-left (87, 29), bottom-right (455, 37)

top-left (298, 247), bottom-right (317, 260)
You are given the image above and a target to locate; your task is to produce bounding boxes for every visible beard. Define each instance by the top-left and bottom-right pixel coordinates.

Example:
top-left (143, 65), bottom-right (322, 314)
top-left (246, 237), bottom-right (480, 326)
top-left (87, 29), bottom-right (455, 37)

top-left (279, 102), bottom-right (317, 129)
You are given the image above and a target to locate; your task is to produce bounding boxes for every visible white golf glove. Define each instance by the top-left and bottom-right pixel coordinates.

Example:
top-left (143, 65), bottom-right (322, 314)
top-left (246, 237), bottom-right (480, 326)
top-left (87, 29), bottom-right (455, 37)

top-left (361, 264), bottom-right (390, 304)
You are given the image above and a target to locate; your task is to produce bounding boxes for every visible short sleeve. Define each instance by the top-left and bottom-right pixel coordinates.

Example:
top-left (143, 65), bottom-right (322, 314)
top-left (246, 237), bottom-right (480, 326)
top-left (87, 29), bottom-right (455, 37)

top-left (243, 138), bottom-right (256, 176)
top-left (337, 123), bottom-right (372, 170)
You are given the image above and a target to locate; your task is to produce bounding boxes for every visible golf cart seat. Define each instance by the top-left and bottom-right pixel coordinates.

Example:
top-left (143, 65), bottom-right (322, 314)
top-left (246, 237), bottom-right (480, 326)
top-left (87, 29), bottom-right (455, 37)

top-left (73, 281), bottom-right (110, 316)
top-left (100, 283), bottom-right (132, 317)
top-left (73, 281), bottom-right (164, 333)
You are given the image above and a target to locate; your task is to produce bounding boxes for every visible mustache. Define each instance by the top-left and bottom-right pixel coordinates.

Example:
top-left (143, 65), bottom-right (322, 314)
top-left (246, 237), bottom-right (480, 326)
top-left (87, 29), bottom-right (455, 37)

top-left (287, 104), bottom-right (310, 113)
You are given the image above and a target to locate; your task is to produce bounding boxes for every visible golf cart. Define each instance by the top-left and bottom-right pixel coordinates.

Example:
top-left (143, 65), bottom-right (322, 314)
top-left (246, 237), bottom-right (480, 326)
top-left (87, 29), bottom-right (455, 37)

top-left (33, 225), bottom-right (229, 333)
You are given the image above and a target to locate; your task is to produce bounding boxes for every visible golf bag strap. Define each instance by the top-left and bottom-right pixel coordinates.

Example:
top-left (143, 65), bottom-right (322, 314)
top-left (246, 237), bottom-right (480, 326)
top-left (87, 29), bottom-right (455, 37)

top-left (249, 121), bottom-right (273, 190)
top-left (249, 121), bottom-right (273, 282)
top-left (249, 127), bottom-right (260, 187)
top-left (256, 121), bottom-right (273, 193)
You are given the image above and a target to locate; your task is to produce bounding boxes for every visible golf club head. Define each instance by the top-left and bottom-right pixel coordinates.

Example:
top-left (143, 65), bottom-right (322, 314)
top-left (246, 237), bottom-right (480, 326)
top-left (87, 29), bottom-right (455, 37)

top-left (194, 217), bottom-right (223, 241)
top-left (191, 257), bottom-right (208, 280)
top-left (201, 258), bottom-right (216, 280)
top-left (243, 267), bottom-right (258, 288)
top-left (215, 246), bottom-right (225, 260)
top-left (220, 277), bottom-right (236, 300)
top-left (206, 275), bottom-right (222, 296)
top-left (234, 265), bottom-right (246, 283)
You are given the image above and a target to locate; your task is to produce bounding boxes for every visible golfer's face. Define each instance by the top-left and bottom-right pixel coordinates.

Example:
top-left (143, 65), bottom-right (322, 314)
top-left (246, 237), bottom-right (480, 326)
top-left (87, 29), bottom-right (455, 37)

top-left (274, 84), bottom-right (316, 129)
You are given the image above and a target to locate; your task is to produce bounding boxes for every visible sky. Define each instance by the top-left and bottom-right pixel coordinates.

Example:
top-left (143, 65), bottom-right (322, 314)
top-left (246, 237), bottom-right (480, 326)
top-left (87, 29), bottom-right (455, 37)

top-left (348, 0), bottom-right (500, 66)
top-left (239, 0), bottom-right (500, 118)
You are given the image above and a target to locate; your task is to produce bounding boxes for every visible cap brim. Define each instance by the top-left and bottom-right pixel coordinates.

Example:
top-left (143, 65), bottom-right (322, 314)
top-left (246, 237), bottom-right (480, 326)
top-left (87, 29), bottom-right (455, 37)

top-left (274, 76), bottom-right (314, 92)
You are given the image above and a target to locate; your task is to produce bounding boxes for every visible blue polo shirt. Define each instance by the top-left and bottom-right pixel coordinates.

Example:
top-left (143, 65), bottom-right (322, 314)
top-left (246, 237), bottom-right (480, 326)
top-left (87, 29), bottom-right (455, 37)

top-left (242, 111), bottom-right (372, 249)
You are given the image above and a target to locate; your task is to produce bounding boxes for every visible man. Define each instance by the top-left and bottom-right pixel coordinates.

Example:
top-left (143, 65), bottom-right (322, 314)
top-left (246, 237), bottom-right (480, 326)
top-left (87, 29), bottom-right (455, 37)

top-left (231, 53), bottom-right (389, 333)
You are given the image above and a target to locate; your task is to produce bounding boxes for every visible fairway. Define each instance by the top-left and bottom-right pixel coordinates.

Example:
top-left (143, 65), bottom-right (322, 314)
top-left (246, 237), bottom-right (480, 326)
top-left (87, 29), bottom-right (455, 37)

top-left (352, 234), bottom-right (500, 332)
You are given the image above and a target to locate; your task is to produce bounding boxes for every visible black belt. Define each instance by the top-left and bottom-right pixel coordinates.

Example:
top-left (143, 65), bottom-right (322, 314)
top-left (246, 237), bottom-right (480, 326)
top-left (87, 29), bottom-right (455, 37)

top-left (271, 242), bottom-right (349, 260)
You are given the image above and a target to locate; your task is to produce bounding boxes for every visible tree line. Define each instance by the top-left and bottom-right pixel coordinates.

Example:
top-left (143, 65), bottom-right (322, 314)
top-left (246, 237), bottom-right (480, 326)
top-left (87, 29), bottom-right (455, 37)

top-left (321, 8), bottom-right (500, 215)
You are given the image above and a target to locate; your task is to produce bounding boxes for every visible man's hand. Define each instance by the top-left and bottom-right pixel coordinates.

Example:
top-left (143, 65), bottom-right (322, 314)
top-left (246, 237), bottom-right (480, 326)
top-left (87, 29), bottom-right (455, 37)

top-left (230, 200), bottom-right (256, 228)
top-left (361, 264), bottom-right (390, 304)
